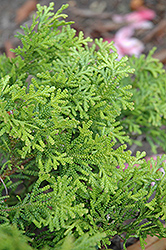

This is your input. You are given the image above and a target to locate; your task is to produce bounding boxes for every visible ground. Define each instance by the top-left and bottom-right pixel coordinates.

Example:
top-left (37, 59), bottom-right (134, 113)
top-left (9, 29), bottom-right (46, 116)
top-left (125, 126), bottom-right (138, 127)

top-left (1, 0), bottom-right (166, 59)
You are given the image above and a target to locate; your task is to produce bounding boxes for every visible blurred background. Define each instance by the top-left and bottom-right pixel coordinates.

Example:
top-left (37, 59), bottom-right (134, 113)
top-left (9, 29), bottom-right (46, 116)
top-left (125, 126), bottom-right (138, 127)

top-left (0, 0), bottom-right (166, 65)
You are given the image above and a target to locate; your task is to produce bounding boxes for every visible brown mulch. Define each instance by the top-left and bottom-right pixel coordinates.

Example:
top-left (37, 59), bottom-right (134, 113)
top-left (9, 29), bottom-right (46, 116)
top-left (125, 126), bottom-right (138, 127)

top-left (0, 0), bottom-right (166, 65)
top-left (127, 235), bottom-right (166, 250)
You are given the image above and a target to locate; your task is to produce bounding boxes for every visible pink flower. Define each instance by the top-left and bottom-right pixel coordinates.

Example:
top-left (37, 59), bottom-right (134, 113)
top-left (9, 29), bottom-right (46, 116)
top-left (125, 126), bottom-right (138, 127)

top-left (125, 8), bottom-right (155, 22)
top-left (113, 26), bottom-right (144, 59)
top-left (151, 166), bottom-right (165, 185)
top-left (116, 162), bottom-right (139, 171)
top-left (105, 8), bottom-right (156, 59)
top-left (118, 154), bottom-right (166, 188)
top-left (113, 9), bottom-right (155, 30)
top-left (145, 154), bottom-right (166, 169)
top-left (158, 167), bottom-right (165, 176)
top-left (117, 154), bottom-right (166, 172)
top-left (113, 8), bottom-right (155, 24)
top-left (104, 26), bottom-right (144, 59)
top-left (156, 167), bottom-right (165, 181)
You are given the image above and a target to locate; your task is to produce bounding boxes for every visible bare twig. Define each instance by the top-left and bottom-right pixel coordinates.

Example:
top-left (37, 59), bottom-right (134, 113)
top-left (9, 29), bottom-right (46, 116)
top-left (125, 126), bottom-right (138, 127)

top-left (143, 19), bottom-right (166, 42)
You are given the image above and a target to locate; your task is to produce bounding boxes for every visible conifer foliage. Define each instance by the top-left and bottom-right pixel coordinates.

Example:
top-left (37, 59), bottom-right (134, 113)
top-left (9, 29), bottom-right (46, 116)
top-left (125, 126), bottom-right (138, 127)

top-left (0, 3), bottom-right (166, 250)
top-left (119, 49), bottom-right (166, 153)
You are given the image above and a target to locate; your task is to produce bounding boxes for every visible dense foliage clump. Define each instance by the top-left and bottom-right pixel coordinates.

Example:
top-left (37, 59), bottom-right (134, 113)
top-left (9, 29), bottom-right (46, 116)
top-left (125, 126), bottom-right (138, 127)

top-left (0, 3), bottom-right (166, 250)
top-left (119, 49), bottom-right (166, 153)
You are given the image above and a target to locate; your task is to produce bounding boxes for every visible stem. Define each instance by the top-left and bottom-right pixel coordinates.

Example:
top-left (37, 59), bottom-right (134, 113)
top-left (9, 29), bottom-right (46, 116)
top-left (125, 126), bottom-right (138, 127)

top-left (0, 177), bottom-right (8, 196)
top-left (0, 156), bottom-right (35, 180)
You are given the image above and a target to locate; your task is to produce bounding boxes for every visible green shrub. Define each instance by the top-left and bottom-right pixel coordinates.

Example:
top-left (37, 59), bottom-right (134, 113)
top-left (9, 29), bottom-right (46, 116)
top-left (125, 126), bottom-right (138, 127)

top-left (119, 49), bottom-right (166, 153)
top-left (0, 3), bottom-right (166, 250)
top-left (0, 225), bottom-right (32, 250)
top-left (0, 224), bottom-right (104, 250)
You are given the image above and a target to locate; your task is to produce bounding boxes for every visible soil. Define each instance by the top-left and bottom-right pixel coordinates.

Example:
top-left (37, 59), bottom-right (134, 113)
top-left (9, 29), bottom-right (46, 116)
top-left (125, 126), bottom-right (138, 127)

top-left (1, 0), bottom-right (166, 59)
